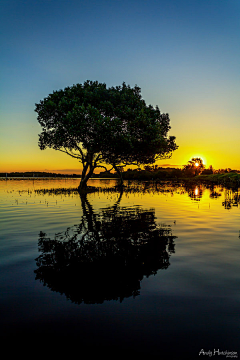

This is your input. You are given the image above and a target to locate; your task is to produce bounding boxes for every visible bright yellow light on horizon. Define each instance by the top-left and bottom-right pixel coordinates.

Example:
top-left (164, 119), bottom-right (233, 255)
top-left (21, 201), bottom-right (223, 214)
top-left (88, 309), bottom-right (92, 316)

top-left (190, 154), bottom-right (207, 166)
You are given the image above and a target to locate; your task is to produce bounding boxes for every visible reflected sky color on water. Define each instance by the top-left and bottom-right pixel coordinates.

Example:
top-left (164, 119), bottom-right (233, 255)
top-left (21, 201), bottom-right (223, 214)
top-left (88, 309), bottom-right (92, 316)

top-left (1, 179), bottom-right (240, 357)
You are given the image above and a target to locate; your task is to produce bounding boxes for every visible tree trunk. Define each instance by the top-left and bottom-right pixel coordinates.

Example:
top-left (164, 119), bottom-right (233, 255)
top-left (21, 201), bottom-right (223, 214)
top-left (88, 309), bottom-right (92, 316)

top-left (113, 164), bottom-right (124, 187)
top-left (78, 165), bottom-right (95, 193)
top-left (78, 177), bottom-right (88, 192)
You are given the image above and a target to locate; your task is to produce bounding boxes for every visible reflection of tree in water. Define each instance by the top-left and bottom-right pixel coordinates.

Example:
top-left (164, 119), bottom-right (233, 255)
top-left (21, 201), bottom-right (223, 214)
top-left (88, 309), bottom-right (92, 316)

top-left (222, 189), bottom-right (240, 209)
top-left (185, 185), bottom-right (203, 201)
top-left (183, 183), bottom-right (240, 210)
top-left (209, 189), bottom-right (222, 199)
top-left (35, 193), bottom-right (177, 304)
top-left (183, 184), bottom-right (224, 201)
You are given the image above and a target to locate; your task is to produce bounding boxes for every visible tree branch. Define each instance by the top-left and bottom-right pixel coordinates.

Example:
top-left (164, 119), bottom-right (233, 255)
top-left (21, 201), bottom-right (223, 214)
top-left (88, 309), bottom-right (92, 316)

top-left (95, 165), bottom-right (114, 173)
top-left (57, 148), bottom-right (81, 160)
top-left (75, 144), bottom-right (85, 159)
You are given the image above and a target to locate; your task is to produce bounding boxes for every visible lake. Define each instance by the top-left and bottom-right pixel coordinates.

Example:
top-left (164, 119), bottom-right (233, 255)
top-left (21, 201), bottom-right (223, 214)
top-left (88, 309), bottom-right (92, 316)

top-left (1, 179), bottom-right (240, 358)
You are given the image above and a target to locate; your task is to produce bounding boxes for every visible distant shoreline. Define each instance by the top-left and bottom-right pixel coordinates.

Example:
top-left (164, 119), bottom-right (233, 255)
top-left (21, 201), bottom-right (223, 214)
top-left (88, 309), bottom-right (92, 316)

top-left (0, 177), bottom-right (114, 180)
top-left (1, 171), bottom-right (240, 188)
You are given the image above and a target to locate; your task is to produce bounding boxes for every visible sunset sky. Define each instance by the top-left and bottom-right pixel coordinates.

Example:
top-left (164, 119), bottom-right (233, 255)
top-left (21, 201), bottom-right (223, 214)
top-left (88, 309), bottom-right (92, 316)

top-left (1, 0), bottom-right (240, 174)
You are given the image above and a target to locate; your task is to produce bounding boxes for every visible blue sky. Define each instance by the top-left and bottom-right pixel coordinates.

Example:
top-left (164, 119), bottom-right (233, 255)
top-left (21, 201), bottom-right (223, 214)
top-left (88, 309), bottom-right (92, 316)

top-left (1, 0), bottom-right (240, 172)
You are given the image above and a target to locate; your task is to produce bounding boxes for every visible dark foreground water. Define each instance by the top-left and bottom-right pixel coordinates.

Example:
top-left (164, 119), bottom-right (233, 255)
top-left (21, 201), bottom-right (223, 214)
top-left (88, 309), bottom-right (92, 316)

top-left (1, 179), bottom-right (240, 358)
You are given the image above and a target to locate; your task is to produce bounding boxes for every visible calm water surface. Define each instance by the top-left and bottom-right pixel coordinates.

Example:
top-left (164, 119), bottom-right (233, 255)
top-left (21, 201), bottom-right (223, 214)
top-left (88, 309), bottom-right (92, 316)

top-left (1, 179), bottom-right (240, 358)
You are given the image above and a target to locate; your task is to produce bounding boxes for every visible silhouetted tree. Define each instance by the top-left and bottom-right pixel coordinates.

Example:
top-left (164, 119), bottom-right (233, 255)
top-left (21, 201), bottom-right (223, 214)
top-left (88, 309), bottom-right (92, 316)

top-left (201, 165), bottom-right (214, 175)
top-left (35, 81), bottom-right (178, 192)
top-left (35, 193), bottom-right (177, 304)
top-left (183, 157), bottom-right (205, 177)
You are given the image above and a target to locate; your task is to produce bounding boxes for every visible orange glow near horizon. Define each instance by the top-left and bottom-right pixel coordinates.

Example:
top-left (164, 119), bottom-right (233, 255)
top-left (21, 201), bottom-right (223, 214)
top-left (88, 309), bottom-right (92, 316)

top-left (1, 109), bottom-right (239, 174)
top-left (0, 146), bottom-right (239, 174)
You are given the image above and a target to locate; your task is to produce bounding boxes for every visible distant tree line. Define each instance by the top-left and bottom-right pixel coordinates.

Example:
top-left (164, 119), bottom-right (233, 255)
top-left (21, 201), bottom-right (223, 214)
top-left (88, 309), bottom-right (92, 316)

top-left (112, 161), bottom-right (240, 180)
top-left (2, 165), bottom-right (239, 181)
top-left (0, 172), bottom-right (81, 178)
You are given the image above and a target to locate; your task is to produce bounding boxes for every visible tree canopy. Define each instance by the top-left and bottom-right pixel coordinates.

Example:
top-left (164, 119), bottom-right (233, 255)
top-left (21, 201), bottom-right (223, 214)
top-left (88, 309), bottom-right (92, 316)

top-left (183, 157), bottom-right (205, 176)
top-left (35, 80), bottom-right (178, 191)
